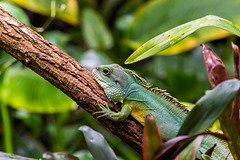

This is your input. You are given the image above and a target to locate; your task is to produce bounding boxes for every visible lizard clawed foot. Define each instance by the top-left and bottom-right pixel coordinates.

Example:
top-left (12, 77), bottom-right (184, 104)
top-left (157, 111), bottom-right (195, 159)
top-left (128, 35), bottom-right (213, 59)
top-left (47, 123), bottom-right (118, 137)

top-left (92, 102), bottom-right (116, 119)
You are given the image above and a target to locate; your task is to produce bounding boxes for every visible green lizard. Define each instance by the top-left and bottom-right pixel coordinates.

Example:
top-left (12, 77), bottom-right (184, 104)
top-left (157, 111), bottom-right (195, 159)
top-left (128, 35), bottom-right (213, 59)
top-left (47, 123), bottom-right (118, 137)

top-left (92, 64), bottom-right (233, 160)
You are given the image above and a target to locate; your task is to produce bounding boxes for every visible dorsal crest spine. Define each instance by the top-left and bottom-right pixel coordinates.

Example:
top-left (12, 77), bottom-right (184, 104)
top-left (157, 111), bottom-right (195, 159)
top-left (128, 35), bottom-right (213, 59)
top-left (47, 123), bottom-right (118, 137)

top-left (124, 69), bottom-right (152, 88)
top-left (125, 69), bottom-right (190, 113)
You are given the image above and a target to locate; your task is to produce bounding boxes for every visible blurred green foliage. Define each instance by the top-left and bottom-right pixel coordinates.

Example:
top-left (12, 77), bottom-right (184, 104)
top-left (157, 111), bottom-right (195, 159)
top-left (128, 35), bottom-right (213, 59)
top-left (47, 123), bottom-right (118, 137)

top-left (0, 0), bottom-right (239, 159)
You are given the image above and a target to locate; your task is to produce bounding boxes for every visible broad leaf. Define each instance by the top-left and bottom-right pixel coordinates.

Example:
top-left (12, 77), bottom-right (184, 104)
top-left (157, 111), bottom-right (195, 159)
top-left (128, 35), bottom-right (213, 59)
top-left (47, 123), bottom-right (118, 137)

top-left (0, 66), bottom-right (77, 113)
top-left (178, 79), bottom-right (240, 136)
top-left (0, 1), bottom-right (30, 26)
top-left (5, 0), bottom-right (79, 25)
top-left (175, 136), bottom-right (203, 160)
top-left (125, 15), bottom-right (240, 64)
top-left (0, 151), bottom-right (37, 160)
top-left (82, 8), bottom-right (113, 50)
top-left (79, 126), bottom-right (117, 160)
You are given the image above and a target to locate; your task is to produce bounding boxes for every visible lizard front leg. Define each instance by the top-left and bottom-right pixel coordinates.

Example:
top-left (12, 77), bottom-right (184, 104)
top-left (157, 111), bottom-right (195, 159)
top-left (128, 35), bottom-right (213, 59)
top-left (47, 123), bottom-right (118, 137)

top-left (93, 102), bottom-right (132, 121)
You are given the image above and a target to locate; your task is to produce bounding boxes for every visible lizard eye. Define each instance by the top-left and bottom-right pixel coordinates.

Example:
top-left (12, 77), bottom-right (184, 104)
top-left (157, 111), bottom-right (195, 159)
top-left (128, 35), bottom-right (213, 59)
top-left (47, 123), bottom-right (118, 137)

top-left (102, 67), bottom-right (112, 75)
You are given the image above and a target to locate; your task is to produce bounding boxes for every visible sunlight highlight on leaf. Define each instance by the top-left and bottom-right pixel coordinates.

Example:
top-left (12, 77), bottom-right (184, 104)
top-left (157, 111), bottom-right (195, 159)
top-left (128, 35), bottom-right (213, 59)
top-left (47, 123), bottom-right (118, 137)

top-left (125, 15), bottom-right (240, 64)
top-left (4, 0), bottom-right (79, 25)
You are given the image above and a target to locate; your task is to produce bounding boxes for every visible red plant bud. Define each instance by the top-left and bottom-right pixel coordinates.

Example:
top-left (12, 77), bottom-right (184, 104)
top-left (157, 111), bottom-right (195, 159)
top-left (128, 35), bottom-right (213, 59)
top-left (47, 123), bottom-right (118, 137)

top-left (201, 44), bottom-right (228, 88)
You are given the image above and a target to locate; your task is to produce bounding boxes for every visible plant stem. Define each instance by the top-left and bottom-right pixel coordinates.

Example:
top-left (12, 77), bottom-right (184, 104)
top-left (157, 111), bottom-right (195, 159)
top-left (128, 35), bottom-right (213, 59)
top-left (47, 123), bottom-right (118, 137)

top-left (0, 101), bottom-right (13, 153)
top-left (55, 113), bottom-right (66, 151)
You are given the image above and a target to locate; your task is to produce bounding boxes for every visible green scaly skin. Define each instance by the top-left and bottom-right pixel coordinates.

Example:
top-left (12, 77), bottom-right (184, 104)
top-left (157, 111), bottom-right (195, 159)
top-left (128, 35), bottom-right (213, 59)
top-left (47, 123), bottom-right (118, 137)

top-left (92, 64), bottom-right (233, 160)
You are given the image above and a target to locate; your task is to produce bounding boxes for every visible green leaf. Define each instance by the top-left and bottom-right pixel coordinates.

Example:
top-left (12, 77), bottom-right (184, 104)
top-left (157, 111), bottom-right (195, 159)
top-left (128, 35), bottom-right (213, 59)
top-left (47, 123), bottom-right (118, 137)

top-left (125, 0), bottom-right (240, 55)
top-left (42, 152), bottom-right (79, 160)
top-left (178, 79), bottom-right (240, 136)
top-left (73, 150), bottom-right (93, 160)
top-left (0, 50), bottom-right (15, 74)
top-left (43, 30), bottom-right (70, 48)
top-left (143, 115), bottom-right (163, 160)
top-left (0, 66), bottom-right (77, 113)
top-left (5, 0), bottom-right (79, 25)
top-left (79, 126), bottom-right (117, 160)
top-left (0, 151), bottom-right (37, 160)
top-left (82, 8), bottom-right (114, 50)
top-left (1, 101), bottom-right (13, 153)
top-left (125, 15), bottom-right (240, 64)
top-left (152, 132), bottom-right (227, 160)
top-left (201, 155), bottom-right (213, 160)
top-left (0, 1), bottom-right (30, 26)
top-left (175, 136), bottom-right (204, 160)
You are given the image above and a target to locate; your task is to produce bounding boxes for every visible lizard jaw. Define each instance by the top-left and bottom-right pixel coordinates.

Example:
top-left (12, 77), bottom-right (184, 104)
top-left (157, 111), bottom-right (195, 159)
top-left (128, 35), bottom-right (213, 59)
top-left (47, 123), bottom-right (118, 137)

top-left (92, 69), bottom-right (106, 83)
top-left (92, 69), bottom-right (112, 91)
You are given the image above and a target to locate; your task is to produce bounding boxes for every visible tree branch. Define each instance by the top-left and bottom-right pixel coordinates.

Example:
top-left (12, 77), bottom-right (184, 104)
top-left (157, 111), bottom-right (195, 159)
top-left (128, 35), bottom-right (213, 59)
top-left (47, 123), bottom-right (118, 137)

top-left (0, 7), bottom-right (143, 154)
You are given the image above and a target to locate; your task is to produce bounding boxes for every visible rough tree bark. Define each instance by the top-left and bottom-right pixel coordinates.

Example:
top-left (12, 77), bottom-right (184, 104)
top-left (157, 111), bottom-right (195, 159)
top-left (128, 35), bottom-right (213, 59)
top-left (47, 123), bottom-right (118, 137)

top-left (0, 7), bottom-right (143, 154)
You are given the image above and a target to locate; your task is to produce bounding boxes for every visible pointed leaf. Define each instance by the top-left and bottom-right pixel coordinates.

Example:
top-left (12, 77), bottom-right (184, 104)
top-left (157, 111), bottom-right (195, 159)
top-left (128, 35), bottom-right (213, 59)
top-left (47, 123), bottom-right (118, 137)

top-left (125, 15), bottom-right (240, 64)
top-left (204, 144), bottom-right (217, 157)
top-left (82, 8), bottom-right (113, 50)
top-left (175, 136), bottom-right (204, 160)
top-left (143, 115), bottom-right (163, 160)
top-left (79, 126), bottom-right (117, 160)
top-left (152, 132), bottom-right (227, 160)
top-left (0, 151), bottom-right (37, 160)
top-left (178, 79), bottom-right (240, 136)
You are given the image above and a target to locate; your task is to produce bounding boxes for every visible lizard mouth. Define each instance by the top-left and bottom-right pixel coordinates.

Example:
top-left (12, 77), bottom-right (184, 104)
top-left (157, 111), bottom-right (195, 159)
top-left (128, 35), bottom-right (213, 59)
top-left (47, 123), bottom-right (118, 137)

top-left (92, 69), bottom-right (106, 83)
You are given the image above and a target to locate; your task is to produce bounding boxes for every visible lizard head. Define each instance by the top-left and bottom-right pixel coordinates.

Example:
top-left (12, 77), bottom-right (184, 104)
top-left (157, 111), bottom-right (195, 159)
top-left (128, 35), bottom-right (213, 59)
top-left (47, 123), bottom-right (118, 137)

top-left (92, 64), bottom-right (130, 104)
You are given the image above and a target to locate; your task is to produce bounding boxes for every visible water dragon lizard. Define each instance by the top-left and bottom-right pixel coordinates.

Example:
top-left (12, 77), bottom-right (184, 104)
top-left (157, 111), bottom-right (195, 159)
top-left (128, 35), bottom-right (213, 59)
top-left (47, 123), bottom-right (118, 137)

top-left (92, 64), bottom-right (233, 160)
